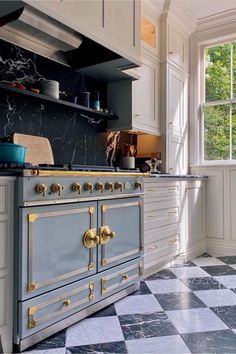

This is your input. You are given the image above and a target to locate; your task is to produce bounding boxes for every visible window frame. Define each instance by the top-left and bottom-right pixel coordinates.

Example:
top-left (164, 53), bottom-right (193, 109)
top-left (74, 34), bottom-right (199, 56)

top-left (200, 37), bottom-right (236, 165)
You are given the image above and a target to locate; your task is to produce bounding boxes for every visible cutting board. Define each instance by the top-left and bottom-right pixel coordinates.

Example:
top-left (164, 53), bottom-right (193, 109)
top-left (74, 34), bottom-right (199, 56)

top-left (13, 133), bottom-right (54, 165)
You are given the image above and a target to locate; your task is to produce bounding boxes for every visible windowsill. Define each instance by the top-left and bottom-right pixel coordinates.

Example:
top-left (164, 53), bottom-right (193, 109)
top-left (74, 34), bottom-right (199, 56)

top-left (190, 161), bottom-right (236, 168)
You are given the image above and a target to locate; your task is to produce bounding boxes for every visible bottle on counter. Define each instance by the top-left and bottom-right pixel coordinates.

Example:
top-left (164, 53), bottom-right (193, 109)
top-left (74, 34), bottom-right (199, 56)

top-left (93, 91), bottom-right (100, 111)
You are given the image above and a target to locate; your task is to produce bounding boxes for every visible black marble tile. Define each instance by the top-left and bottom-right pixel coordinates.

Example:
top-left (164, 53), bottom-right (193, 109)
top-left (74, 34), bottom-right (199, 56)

top-left (145, 269), bottom-right (177, 280)
top-left (170, 261), bottom-right (197, 268)
top-left (218, 256), bottom-right (236, 264)
top-left (88, 304), bottom-right (117, 318)
top-left (128, 281), bottom-right (152, 295)
top-left (232, 289), bottom-right (236, 294)
top-left (198, 253), bottom-right (212, 258)
top-left (182, 330), bottom-right (236, 353)
top-left (155, 292), bottom-right (206, 311)
top-left (211, 306), bottom-right (236, 328)
top-left (201, 265), bottom-right (236, 276)
top-left (118, 312), bottom-right (178, 340)
top-left (181, 277), bottom-right (225, 291)
top-left (25, 329), bottom-right (66, 351)
top-left (66, 341), bottom-right (127, 354)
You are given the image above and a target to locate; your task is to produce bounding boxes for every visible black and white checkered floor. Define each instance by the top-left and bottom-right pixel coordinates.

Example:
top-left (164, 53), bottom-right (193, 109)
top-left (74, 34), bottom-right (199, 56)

top-left (25, 254), bottom-right (236, 353)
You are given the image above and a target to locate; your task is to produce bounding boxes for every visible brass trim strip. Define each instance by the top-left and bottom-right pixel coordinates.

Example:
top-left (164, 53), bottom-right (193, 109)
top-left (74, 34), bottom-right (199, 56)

top-left (24, 170), bottom-right (147, 177)
top-left (102, 201), bottom-right (140, 211)
top-left (105, 263), bottom-right (139, 281)
top-left (104, 274), bottom-right (139, 294)
top-left (105, 249), bottom-right (139, 265)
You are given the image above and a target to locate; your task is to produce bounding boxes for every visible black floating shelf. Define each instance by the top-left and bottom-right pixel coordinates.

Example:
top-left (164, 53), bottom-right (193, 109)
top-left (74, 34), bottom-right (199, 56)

top-left (0, 83), bottom-right (118, 120)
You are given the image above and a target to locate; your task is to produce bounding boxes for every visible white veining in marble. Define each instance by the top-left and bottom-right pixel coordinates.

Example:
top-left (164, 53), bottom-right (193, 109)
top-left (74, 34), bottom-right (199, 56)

top-left (192, 257), bottom-right (225, 267)
top-left (126, 335), bottom-right (191, 354)
top-left (194, 289), bottom-right (236, 307)
top-left (214, 275), bottom-right (236, 288)
top-left (105, 131), bottom-right (121, 166)
top-left (166, 308), bottom-right (228, 334)
top-left (65, 316), bottom-right (124, 347)
top-left (25, 348), bottom-right (66, 354)
top-left (114, 295), bottom-right (163, 315)
top-left (170, 267), bottom-right (209, 279)
top-left (146, 279), bottom-right (191, 294)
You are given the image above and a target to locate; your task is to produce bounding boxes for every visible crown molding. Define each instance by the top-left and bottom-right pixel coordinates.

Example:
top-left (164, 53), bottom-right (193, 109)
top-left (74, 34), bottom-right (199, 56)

top-left (196, 8), bottom-right (236, 33)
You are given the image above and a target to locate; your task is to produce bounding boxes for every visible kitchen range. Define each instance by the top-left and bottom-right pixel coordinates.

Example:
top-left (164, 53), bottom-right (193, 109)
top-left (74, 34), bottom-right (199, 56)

top-left (1, 164), bottom-right (144, 352)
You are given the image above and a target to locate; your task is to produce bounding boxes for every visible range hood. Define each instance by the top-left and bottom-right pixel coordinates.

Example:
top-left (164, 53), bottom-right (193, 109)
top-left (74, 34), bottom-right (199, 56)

top-left (0, 1), bottom-right (138, 82)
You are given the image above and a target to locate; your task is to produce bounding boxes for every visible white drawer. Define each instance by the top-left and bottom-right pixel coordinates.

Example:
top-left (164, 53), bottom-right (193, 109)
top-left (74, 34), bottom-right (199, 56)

top-left (144, 224), bottom-right (181, 245)
top-left (144, 199), bottom-right (180, 230)
top-left (144, 180), bottom-right (181, 199)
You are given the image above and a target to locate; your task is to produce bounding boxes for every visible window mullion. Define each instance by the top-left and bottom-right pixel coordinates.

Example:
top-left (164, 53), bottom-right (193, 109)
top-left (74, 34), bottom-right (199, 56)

top-left (230, 42), bottom-right (233, 160)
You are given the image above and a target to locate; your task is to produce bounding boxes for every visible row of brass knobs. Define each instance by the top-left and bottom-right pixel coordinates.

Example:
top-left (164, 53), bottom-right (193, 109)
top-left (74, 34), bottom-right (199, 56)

top-left (36, 181), bottom-right (142, 196)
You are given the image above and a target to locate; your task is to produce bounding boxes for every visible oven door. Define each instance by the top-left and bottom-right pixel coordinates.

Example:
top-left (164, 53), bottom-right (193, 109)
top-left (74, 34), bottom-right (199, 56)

top-left (97, 197), bottom-right (143, 271)
top-left (18, 202), bottom-right (97, 300)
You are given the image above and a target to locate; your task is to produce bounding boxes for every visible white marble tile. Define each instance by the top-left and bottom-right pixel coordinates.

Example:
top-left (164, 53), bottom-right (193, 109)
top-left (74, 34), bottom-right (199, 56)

top-left (114, 294), bottom-right (163, 315)
top-left (146, 279), bottom-right (190, 294)
top-left (126, 335), bottom-right (191, 354)
top-left (66, 316), bottom-right (124, 347)
top-left (230, 264), bottom-right (236, 269)
top-left (170, 267), bottom-right (209, 279)
top-left (194, 289), bottom-right (236, 307)
top-left (24, 349), bottom-right (66, 354)
top-left (166, 308), bottom-right (228, 334)
top-left (214, 275), bottom-right (236, 288)
top-left (232, 329), bottom-right (236, 334)
top-left (192, 257), bottom-right (225, 267)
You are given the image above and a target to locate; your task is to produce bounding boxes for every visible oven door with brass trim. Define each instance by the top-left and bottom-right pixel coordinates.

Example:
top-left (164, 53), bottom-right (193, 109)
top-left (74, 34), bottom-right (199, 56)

top-left (18, 202), bottom-right (97, 300)
top-left (98, 197), bottom-right (143, 271)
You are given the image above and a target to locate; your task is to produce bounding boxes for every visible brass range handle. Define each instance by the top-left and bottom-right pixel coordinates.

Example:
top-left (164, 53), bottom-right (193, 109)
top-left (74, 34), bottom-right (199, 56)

top-left (83, 228), bottom-right (100, 248)
top-left (36, 183), bottom-right (47, 196)
top-left (51, 183), bottom-right (64, 195)
top-left (99, 226), bottom-right (116, 245)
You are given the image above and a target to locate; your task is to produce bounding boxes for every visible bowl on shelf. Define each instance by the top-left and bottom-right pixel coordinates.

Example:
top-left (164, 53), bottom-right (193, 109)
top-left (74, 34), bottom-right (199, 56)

top-left (0, 143), bottom-right (27, 163)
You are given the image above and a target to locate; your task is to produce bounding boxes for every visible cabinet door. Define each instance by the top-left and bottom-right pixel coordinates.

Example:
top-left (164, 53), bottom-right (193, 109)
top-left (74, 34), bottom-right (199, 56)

top-left (167, 66), bottom-right (188, 174)
top-left (104, 0), bottom-right (140, 60)
top-left (98, 198), bottom-right (143, 271)
top-left (132, 61), bottom-right (160, 134)
top-left (168, 23), bottom-right (187, 70)
top-left (19, 202), bottom-right (97, 300)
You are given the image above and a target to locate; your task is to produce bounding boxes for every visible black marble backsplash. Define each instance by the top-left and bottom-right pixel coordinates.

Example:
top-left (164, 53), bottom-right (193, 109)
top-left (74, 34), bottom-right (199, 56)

top-left (0, 39), bottom-right (111, 165)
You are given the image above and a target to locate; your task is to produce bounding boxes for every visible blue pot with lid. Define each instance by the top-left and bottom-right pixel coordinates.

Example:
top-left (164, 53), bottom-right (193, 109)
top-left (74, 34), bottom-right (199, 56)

top-left (0, 143), bottom-right (27, 163)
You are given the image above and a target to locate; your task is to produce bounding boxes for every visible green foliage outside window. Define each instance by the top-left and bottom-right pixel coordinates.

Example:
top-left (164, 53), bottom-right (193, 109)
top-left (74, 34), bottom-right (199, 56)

top-left (204, 42), bottom-right (236, 160)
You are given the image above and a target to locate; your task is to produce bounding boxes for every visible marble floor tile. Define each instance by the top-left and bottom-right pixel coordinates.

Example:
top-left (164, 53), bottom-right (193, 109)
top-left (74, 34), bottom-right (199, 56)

top-left (214, 275), bottom-right (236, 288)
top-left (118, 312), bottom-right (178, 340)
top-left (181, 330), bottom-right (236, 353)
top-left (170, 261), bottom-right (197, 268)
top-left (25, 331), bottom-right (66, 351)
top-left (194, 289), bottom-right (236, 307)
top-left (145, 269), bottom-right (176, 280)
top-left (232, 329), bottom-right (236, 334)
top-left (230, 264), bottom-right (236, 269)
top-left (166, 308), bottom-right (228, 334)
top-left (128, 281), bottom-right (152, 295)
top-left (192, 257), bottom-right (225, 267)
top-left (66, 316), bottom-right (124, 347)
top-left (125, 335), bottom-right (190, 354)
top-left (146, 279), bottom-right (190, 294)
top-left (115, 294), bottom-right (163, 315)
top-left (155, 292), bottom-right (206, 311)
top-left (181, 277), bottom-right (225, 291)
top-left (25, 349), bottom-right (66, 354)
top-left (170, 266), bottom-right (209, 279)
top-left (201, 265), bottom-right (236, 276)
top-left (66, 341), bottom-right (127, 353)
top-left (218, 256), bottom-right (236, 264)
top-left (89, 304), bottom-right (116, 318)
top-left (211, 306), bottom-right (236, 328)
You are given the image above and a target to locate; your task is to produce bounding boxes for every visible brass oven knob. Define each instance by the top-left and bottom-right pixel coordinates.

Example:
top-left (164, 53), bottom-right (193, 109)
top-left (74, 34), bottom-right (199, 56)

top-left (135, 181), bottom-right (142, 190)
top-left (84, 182), bottom-right (93, 193)
top-left (115, 182), bottom-right (123, 191)
top-left (105, 182), bottom-right (114, 192)
top-left (36, 183), bottom-right (47, 196)
top-left (83, 228), bottom-right (100, 248)
top-left (51, 183), bottom-right (64, 195)
top-left (72, 183), bottom-right (81, 194)
top-left (95, 182), bottom-right (104, 193)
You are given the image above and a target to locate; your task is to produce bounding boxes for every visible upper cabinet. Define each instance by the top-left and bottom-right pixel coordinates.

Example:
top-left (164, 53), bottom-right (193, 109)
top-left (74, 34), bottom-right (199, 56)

top-left (168, 23), bottom-right (188, 70)
top-left (24, 0), bottom-right (141, 62)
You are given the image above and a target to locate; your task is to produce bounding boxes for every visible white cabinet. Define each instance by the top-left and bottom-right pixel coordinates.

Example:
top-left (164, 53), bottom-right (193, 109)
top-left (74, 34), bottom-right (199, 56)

top-left (25, 0), bottom-right (140, 62)
top-left (168, 23), bottom-right (188, 70)
top-left (184, 180), bottom-right (205, 260)
top-left (0, 178), bottom-right (14, 354)
top-left (108, 57), bottom-right (160, 135)
top-left (166, 66), bottom-right (188, 174)
top-left (143, 178), bottom-right (182, 274)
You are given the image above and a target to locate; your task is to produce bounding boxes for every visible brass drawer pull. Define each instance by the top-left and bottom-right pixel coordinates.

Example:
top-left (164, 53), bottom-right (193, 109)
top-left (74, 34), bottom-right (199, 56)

top-left (147, 213), bottom-right (158, 220)
top-left (28, 306), bottom-right (37, 329)
top-left (101, 277), bottom-right (107, 294)
top-left (122, 274), bottom-right (129, 281)
top-left (147, 188), bottom-right (158, 192)
top-left (63, 299), bottom-right (71, 307)
top-left (169, 238), bottom-right (178, 245)
top-left (168, 187), bottom-right (178, 193)
top-left (89, 282), bottom-right (95, 301)
top-left (168, 209), bottom-right (178, 216)
top-left (147, 245), bottom-right (158, 252)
